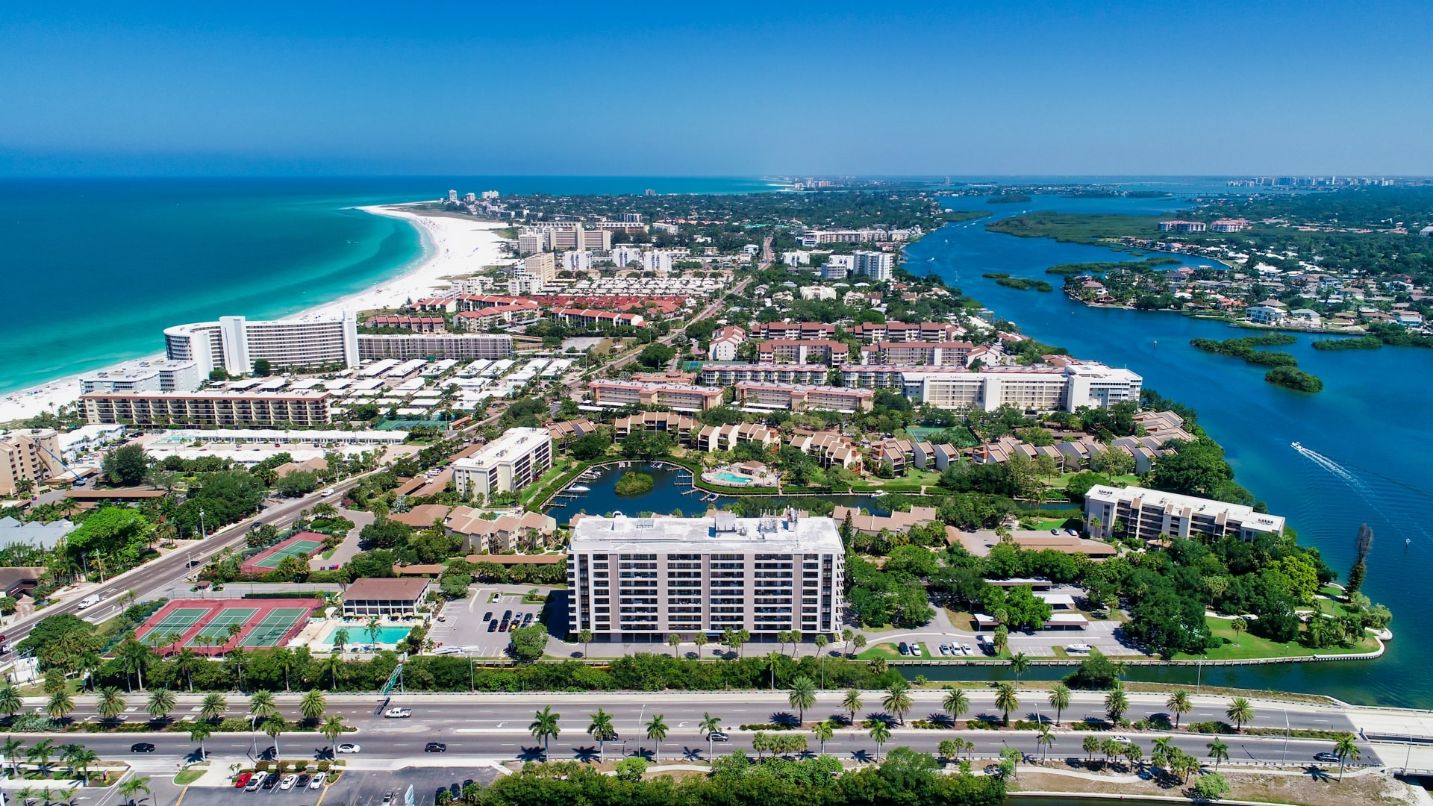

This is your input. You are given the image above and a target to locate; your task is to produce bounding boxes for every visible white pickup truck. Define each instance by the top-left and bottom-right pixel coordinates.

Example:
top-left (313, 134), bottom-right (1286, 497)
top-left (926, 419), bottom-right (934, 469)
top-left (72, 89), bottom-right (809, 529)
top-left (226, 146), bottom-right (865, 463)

top-left (77, 594), bottom-right (102, 610)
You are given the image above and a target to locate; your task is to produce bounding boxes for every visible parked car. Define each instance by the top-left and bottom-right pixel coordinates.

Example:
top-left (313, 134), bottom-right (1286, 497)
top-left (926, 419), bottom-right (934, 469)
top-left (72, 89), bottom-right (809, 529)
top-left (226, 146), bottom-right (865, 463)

top-left (425, 742), bottom-right (447, 753)
top-left (384, 707), bottom-right (413, 719)
top-left (483, 611), bottom-right (493, 621)
top-left (279, 774), bottom-right (298, 791)
top-left (234, 773), bottom-right (252, 789)
top-left (898, 642), bottom-right (909, 655)
top-left (487, 620), bottom-right (499, 632)
top-left (938, 643), bottom-right (950, 655)
top-left (910, 643), bottom-right (922, 656)
top-left (336, 743), bottom-right (360, 754)
top-left (244, 772), bottom-right (266, 791)
top-left (260, 774), bottom-right (279, 791)
top-left (1066, 528), bottom-right (1079, 536)
top-left (308, 773), bottom-right (326, 790)
top-left (1065, 643), bottom-right (1093, 653)
top-left (295, 774), bottom-right (310, 789)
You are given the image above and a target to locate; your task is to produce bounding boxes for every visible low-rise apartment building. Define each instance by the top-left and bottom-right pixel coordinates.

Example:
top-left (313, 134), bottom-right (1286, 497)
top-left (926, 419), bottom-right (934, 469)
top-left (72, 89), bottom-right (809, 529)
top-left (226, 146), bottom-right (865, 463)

top-left (342, 577), bottom-right (432, 618)
top-left (81, 391), bottom-right (332, 427)
top-left (734, 382), bottom-right (874, 413)
top-left (694, 423), bottom-right (782, 453)
top-left (588, 381), bottom-right (724, 412)
top-left (851, 321), bottom-right (966, 343)
top-left (1083, 484), bottom-right (1286, 542)
top-left (756, 322), bottom-right (836, 340)
top-left (787, 430), bottom-right (863, 470)
top-left (79, 360), bottom-right (202, 395)
top-left (860, 340), bottom-right (977, 367)
top-left (566, 512), bottom-right (844, 639)
top-left (613, 412), bottom-right (697, 443)
top-left (757, 339), bottom-right (850, 366)
top-left (700, 363), bottom-right (830, 386)
top-left (356, 334), bottom-right (514, 361)
top-left (451, 427), bottom-right (552, 503)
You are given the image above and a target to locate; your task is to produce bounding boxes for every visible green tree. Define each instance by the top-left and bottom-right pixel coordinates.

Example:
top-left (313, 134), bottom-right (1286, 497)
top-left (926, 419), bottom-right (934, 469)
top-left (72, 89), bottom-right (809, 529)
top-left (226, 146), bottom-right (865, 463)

top-left (199, 693), bottom-right (227, 723)
top-left (1207, 738), bottom-right (1230, 771)
top-left (577, 628), bottom-right (594, 658)
top-left (1104, 683), bottom-right (1129, 723)
top-left (586, 708), bottom-right (618, 756)
top-left (118, 775), bottom-right (152, 806)
top-left (843, 689), bottom-right (863, 724)
top-left (942, 686), bottom-right (970, 725)
top-left (882, 681), bottom-right (913, 726)
top-left (868, 720), bottom-right (891, 761)
top-left (645, 714), bottom-right (668, 759)
top-left (1036, 725), bottom-right (1055, 763)
top-left (1333, 732), bottom-right (1360, 781)
top-left (1167, 690), bottom-right (1192, 729)
top-left (146, 688), bottom-right (176, 722)
top-left (252, 358), bottom-right (272, 377)
top-left (529, 706), bottom-right (560, 757)
top-left (26, 739), bottom-right (56, 773)
top-left (811, 720), bottom-right (834, 755)
top-left (788, 676), bottom-right (817, 724)
top-left (102, 444), bottom-right (150, 486)
top-left (262, 715), bottom-right (284, 757)
top-left (1192, 772), bottom-right (1230, 801)
top-left (97, 686), bottom-right (126, 722)
top-left (698, 712), bottom-right (722, 759)
top-left (116, 638), bottom-right (154, 691)
top-left (1048, 683), bottom-right (1071, 727)
top-left (1225, 697), bottom-right (1254, 732)
top-left (0, 685), bottom-right (22, 719)
top-left (188, 720), bottom-right (213, 759)
top-left (1010, 652), bottom-right (1031, 681)
top-left (299, 689), bottom-right (326, 724)
top-left (508, 623), bottom-right (548, 662)
top-left (320, 715), bottom-right (346, 750)
top-left (994, 682), bottom-right (1019, 726)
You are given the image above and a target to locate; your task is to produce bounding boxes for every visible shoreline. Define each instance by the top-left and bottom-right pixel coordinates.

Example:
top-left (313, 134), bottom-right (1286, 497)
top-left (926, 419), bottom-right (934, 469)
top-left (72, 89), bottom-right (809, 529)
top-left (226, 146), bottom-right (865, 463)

top-left (0, 203), bottom-right (510, 425)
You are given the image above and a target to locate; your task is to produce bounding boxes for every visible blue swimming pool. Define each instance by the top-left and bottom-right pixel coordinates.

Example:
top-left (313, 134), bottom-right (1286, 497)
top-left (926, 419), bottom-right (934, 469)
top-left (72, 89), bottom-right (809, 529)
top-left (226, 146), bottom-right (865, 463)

top-left (320, 625), bottom-right (412, 647)
top-left (712, 471), bottom-right (753, 485)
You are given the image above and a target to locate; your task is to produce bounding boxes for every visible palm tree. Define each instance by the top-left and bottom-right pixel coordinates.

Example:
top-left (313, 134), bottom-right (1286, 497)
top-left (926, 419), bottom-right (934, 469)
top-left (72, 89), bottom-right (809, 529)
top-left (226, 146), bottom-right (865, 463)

top-left (1207, 738), bottom-right (1229, 771)
top-left (1334, 732), bottom-right (1360, 781)
top-left (578, 628), bottom-right (594, 658)
top-left (263, 716), bottom-right (284, 758)
top-left (692, 632), bottom-right (707, 657)
top-left (2, 736), bottom-right (23, 776)
top-left (199, 693), bottom-right (227, 723)
top-left (1104, 683), bottom-right (1129, 723)
top-left (1048, 683), bottom-right (1071, 727)
top-left (1122, 743), bottom-right (1143, 772)
top-left (842, 628), bottom-right (854, 658)
top-left (852, 633), bottom-right (867, 657)
top-left (1082, 735), bottom-right (1100, 765)
top-left (645, 714), bottom-right (668, 759)
top-left (118, 775), bottom-right (152, 806)
top-left (116, 639), bottom-right (153, 691)
top-left (994, 682), bottom-right (1020, 726)
top-left (97, 687), bottom-right (126, 723)
top-left (589, 708), bottom-right (618, 757)
top-left (843, 689), bottom-right (863, 724)
top-left (1226, 697), bottom-right (1254, 732)
top-left (788, 676), bottom-right (816, 724)
top-left (1166, 690), bottom-right (1192, 729)
top-left (0, 685), bottom-right (22, 720)
top-left (322, 654), bottom-right (342, 689)
top-left (174, 649), bottom-right (201, 693)
top-left (938, 738), bottom-right (958, 765)
top-left (529, 706), bottom-right (560, 757)
top-left (868, 720), bottom-right (891, 761)
top-left (1036, 725), bottom-right (1054, 763)
top-left (61, 744), bottom-right (97, 784)
top-left (331, 628), bottom-right (350, 656)
top-left (299, 689), bottom-right (327, 724)
top-left (942, 687), bottom-right (969, 726)
top-left (666, 633), bottom-right (681, 658)
top-left (146, 689), bottom-right (176, 723)
top-left (44, 690), bottom-right (74, 723)
top-left (812, 720), bottom-right (834, 756)
top-left (25, 739), bottom-right (55, 773)
top-left (1010, 652), bottom-right (1030, 682)
top-left (698, 712), bottom-right (721, 759)
top-left (249, 690), bottom-right (279, 723)
top-left (365, 615), bottom-right (382, 647)
top-left (1230, 617), bottom-right (1248, 645)
top-left (882, 682), bottom-right (912, 726)
top-left (187, 719), bottom-right (213, 759)
top-left (319, 715), bottom-right (346, 753)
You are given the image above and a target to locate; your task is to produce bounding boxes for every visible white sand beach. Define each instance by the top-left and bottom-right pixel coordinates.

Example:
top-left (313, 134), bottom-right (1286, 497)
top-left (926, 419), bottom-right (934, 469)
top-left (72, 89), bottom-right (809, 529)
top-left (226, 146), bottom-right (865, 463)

top-left (0, 205), bottom-right (510, 424)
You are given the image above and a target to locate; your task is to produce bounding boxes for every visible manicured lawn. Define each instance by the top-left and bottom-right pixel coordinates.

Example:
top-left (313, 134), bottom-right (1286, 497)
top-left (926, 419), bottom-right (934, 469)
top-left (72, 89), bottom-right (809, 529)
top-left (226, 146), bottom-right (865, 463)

top-left (1173, 615), bottom-right (1379, 661)
top-left (857, 641), bottom-right (929, 660)
top-left (174, 768), bottom-right (206, 785)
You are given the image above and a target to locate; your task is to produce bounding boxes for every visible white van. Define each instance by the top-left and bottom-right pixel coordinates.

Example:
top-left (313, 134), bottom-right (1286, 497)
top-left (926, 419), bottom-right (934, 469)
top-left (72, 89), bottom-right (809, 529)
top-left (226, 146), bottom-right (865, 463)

top-left (77, 594), bottom-right (101, 610)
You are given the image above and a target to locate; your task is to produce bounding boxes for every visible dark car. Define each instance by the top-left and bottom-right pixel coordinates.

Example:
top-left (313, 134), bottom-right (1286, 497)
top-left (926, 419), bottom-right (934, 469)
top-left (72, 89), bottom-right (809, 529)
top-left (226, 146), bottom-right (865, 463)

top-left (709, 731), bottom-right (730, 742)
top-left (425, 742), bottom-right (447, 753)
top-left (483, 611), bottom-right (493, 621)
top-left (522, 613), bottom-right (535, 626)
top-left (487, 620), bottom-right (498, 632)
top-left (261, 774), bottom-right (280, 790)
top-left (1314, 751), bottom-right (1342, 763)
top-left (130, 742), bottom-right (156, 753)
top-left (295, 774), bottom-right (310, 788)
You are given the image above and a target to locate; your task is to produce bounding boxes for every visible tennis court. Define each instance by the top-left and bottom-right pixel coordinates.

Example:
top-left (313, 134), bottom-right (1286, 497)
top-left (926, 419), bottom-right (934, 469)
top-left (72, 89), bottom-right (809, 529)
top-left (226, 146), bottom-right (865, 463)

top-left (185, 607), bottom-right (258, 647)
top-left (139, 607), bottom-right (209, 643)
top-left (241, 532), bottom-right (328, 575)
top-left (241, 608), bottom-right (310, 647)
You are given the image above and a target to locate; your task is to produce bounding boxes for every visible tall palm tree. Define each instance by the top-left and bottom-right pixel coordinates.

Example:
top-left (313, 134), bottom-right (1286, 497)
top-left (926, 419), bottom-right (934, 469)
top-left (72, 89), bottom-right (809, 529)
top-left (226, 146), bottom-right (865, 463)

top-left (332, 628), bottom-right (350, 656)
top-left (994, 682), bottom-right (1020, 726)
top-left (1048, 683), bottom-right (1071, 728)
top-left (320, 715), bottom-right (346, 751)
top-left (263, 716), bottom-right (284, 758)
top-left (1122, 743), bottom-right (1143, 771)
top-left (1036, 725), bottom-right (1054, 763)
top-left (1010, 652), bottom-right (1030, 682)
top-left (1082, 735), bottom-right (1100, 764)
top-left (46, 690), bottom-right (74, 722)
top-left (116, 639), bottom-right (153, 691)
top-left (1207, 738), bottom-right (1229, 771)
top-left (188, 720), bottom-right (212, 759)
top-left (97, 687), bottom-right (126, 723)
top-left (2, 736), bottom-right (23, 776)
top-left (788, 676), bottom-right (816, 724)
top-left (0, 685), bottom-right (22, 720)
top-left (173, 649), bottom-right (201, 693)
top-left (529, 706), bottom-right (560, 757)
top-left (146, 689), bottom-right (176, 723)
top-left (1334, 732), bottom-right (1360, 781)
top-left (299, 689), bottom-right (327, 724)
top-left (693, 712), bottom-right (720, 759)
top-left (692, 633), bottom-right (707, 657)
top-left (25, 739), bottom-right (55, 773)
top-left (1166, 690), bottom-right (1192, 729)
top-left (118, 775), bottom-right (152, 806)
top-left (666, 633), bottom-right (681, 658)
top-left (811, 720), bottom-right (834, 756)
top-left (842, 689), bottom-right (863, 724)
top-left (1152, 736), bottom-right (1175, 770)
top-left (1226, 697), bottom-right (1254, 732)
top-left (868, 720), bottom-right (891, 761)
top-left (938, 739), bottom-right (958, 765)
top-left (578, 629), bottom-right (594, 658)
top-left (199, 693), bottom-right (227, 723)
top-left (61, 744), bottom-right (97, 784)
top-left (365, 615), bottom-right (382, 647)
top-left (249, 691), bottom-right (279, 723)
top-left (882, 682), bottom-right (912, 726)
top-left (322, 654), bottom-right (343, 690)
top-left (1104, 684), bottom-right (1129, 723)
top-left (588, 709), bottom-right (617, 757)
top-left (645, 714), bottom-right (668, 759)
top-left (942, 687), bottom-right (969, 726)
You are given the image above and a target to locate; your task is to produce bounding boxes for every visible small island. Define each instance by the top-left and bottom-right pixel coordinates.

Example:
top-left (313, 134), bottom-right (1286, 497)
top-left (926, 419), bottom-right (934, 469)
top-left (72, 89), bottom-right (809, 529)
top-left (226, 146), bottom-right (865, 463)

top-left (614, 470), bottom-right (655, 496)
top-left (982, 272), bottom-right (1052, 292)
top-left (1266, 366), bottom-right (1325, 392)
top-left (1190, 335), bottom-right (1324, 392)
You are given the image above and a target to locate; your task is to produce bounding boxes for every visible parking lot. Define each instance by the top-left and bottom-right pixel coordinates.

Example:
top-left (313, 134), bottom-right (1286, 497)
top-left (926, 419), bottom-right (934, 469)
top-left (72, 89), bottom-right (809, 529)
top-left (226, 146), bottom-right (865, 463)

top-left (177, 766), bottom-right (501, 806)
top-left (426, 586), bottom-right (548, 658)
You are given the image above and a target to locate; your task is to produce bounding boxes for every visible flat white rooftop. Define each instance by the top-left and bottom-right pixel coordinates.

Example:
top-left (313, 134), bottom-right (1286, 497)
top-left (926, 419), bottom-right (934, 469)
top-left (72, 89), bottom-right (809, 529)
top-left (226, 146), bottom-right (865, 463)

top-left (1087, 484), bottom-right (1285, 532)
top-left (570, 513), bottom-right (841, 555)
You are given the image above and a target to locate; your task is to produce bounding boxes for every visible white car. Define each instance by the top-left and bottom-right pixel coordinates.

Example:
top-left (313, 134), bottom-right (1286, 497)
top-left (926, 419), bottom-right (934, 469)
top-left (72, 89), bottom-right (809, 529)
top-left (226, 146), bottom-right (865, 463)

top-left (1065, 643), bottom-right (1093, 653)
top-left (308, 772), bottom-right (326, 790)
top-left (279, 774), bottom-right (298, 790)
top-left (77, 594), bottom-right (101, 610)
top-left (336, 743), bottom-right (361, 754)
top-left (384, 707), bottom-right (413, 719)
top-left (1111, 735), bottom-right (1132, 745)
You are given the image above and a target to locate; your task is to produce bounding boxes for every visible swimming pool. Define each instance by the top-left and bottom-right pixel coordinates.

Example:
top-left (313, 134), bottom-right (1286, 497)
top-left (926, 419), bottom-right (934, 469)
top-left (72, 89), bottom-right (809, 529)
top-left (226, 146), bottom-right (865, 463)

top-left (318, 624), bottom-right (412, 648)
top-left (712, 471), bottom-right (753, 485)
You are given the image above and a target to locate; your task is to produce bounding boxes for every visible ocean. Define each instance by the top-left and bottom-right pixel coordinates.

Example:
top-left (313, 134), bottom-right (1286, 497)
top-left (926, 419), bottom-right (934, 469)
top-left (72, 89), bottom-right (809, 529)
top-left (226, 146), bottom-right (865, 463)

top-left (0, 176), bottom-right (775, 394)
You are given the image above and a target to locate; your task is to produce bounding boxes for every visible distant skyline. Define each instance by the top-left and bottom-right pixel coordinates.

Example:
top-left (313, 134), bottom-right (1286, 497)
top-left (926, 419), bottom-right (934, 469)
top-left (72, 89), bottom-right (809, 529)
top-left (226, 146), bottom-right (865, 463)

top-left (3, 1), bottom-right (1430, 177)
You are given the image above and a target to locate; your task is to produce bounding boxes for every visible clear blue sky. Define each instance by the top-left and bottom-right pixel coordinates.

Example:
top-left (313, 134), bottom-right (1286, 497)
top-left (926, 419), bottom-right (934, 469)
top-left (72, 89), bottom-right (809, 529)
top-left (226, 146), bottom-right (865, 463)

top-left (2, 1), bottom-right (1429, 176)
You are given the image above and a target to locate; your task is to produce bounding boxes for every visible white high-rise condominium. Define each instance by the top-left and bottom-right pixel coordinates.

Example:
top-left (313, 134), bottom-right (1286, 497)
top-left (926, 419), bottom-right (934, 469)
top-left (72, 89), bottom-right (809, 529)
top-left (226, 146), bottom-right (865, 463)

top-left (164, 313), bottom-right (359, 376)
top-left (452, 427), bottom-right (552, 503)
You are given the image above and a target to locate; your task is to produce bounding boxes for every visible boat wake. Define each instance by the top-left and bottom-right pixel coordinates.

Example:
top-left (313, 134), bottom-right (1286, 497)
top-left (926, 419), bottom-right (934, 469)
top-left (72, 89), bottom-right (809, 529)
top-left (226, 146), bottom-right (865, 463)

top-left (1291, 441), bottom-right (1430, 545)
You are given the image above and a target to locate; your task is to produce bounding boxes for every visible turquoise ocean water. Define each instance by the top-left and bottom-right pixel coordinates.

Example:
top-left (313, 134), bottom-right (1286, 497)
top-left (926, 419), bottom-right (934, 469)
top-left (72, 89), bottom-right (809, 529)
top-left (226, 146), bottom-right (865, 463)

top-left (0, 176), bottom-right (773, 394)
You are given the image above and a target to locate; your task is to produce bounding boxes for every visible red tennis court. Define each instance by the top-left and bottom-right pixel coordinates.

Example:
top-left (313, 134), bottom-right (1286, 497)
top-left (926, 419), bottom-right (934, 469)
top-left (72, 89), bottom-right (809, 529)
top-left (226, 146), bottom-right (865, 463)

top-left (135, 598), bottom-right (323, 655)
